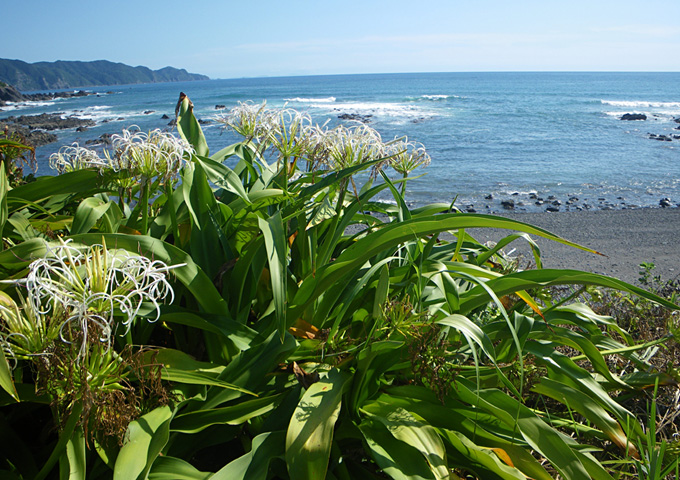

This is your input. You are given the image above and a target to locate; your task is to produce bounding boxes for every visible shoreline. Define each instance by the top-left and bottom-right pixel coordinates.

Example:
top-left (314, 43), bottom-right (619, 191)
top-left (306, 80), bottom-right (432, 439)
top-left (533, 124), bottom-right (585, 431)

top-left (467, 207), bottom-right (680, 285)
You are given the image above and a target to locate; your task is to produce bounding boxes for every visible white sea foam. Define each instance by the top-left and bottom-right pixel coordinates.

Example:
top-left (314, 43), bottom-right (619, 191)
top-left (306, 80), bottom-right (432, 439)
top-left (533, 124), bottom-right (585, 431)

top-left (325, 101), bottom-right (437, 119)
top-left (601, 100), bottom-right (680, 109)
top-left (284, 97), bottom-right (336, 103)
top-left (420, 94), bottom-right (459, 100)
top-left (66, 105), bottom-right (148, 125)
top-left (1, 100), bottom-right (57, 111)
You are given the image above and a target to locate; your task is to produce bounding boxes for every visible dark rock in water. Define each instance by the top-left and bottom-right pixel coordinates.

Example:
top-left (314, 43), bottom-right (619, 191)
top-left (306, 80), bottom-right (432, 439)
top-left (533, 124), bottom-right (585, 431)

top-left (117, 117), bottom-right (124, 121)
top-left (7, 113), bottom-right (95, 131)
top-left (85, 133), bottom-right (113, 146)
top-left (535, 200), bottom-right (544, 206)
top-left (167, 119), bottom-right (177, 127)
top-left (198, 118), bottom-right (212, 125)
top-left (76, 126), bottom-right (88, 132)
top-left (338, 113), bottom-right (372, 123)
top-left (161, 114), bottom-right (170, 119)
top-left (215, 104), bottom-right (226, 110)
top-left (674, 117), bottom-right (680, 124)
top-left (143, 110), bottom-right (155, 115)
top-left (484, 194), bottom-right (493, 200)
top-left (501, 200), bottom-right (515, 209)
top-left (546, 206), bottom-right (559, 212)
top-left (529, 193), bottom-right (538, 199)
top-left (466, 207), bottom-right (477, 213)
top-left (620, 113), bottom-right (647, 121)
top-left (673, 135), bottom-right (680, 140)
top-left (0, 122), bottom-right (58, 147)
top-left (660, 198), bottom-right (672, 208)
top-left (552, 200), bottom-right (561, 206)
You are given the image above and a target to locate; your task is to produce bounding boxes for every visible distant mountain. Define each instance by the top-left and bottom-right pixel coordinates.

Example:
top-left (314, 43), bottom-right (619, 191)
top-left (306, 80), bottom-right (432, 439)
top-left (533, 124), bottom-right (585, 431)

top-left (0, 58), bottom-right (209, 91)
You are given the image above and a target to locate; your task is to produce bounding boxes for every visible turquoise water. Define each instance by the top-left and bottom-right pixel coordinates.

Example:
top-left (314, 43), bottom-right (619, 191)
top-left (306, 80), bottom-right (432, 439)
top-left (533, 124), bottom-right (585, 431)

top-left (3, 72), bottom-right (679, 211)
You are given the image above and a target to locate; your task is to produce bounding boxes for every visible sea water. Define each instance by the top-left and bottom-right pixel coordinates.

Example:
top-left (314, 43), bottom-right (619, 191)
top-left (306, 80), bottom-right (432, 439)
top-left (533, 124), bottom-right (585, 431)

top-left (2, 72), bottom-right (679, 212)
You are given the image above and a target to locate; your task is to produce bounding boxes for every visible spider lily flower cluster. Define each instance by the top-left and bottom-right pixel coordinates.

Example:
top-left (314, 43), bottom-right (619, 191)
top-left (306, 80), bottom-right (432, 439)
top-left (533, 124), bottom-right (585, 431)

top-left (217, 101), bottom-right (431, 179)
top-left (0, 240), bottom-right (180, 362)
top-left (49, 128), bottom-right (194, 183)
top-left (49, 143), bottom-right (109, 174)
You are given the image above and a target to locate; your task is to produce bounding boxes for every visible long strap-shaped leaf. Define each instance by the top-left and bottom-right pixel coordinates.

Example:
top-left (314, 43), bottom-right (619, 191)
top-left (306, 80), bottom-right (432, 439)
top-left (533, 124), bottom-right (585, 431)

top-left (258, 212), bottom-right (288, 340)
top-left (457, 268), bottom-right (679, 315)
top-left (114, 406), bottom-right (173, 480)
top-left (289, 214), bottom-right (599, 320)
top-left (286, 368), bottom-right (350, 480)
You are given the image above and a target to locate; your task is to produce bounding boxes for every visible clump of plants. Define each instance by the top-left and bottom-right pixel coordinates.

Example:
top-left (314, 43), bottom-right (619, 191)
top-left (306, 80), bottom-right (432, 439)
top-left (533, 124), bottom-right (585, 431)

top-left (0, 93), bottom-right (677, 480)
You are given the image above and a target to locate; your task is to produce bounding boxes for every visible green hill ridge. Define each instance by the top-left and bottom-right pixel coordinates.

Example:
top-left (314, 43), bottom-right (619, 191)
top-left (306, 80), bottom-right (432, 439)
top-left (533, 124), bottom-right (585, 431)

top-left (0, 58), bottom-right (209, 91)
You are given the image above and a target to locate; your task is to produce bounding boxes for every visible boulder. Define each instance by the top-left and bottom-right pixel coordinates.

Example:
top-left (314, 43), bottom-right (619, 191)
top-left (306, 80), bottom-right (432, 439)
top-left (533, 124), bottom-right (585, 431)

top-left (620, 113), bottom-right (647, 121)
top-left (501, 200), bottom-right (515, 210)
top-left (338, 113), bottom-right (372, 123)
top-left (215, 104), bottom-right (226, 110)
top-left (85, 133), bottom-right (113, 146)
top-left (660, 198), bottom-right (672, 208)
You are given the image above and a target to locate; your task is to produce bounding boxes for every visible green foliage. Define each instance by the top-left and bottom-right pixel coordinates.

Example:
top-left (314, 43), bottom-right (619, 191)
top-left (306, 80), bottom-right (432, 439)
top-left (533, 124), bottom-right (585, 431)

top-left (0, 95), bottom-right (677, 480)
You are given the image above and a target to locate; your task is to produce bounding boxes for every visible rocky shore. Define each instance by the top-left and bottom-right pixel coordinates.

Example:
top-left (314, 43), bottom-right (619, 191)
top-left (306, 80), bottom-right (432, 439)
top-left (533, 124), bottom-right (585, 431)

top-left (1, 113), bottom-right (95, 147)
top-left (0, 83), bottom-right (95, 107)
top-left (459, 190), bottom-right (678, 215)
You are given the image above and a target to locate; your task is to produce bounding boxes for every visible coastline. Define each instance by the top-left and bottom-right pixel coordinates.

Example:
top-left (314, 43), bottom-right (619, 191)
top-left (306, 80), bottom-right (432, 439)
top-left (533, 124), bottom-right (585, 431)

top-left (467, 207), bottom-right (680, 285)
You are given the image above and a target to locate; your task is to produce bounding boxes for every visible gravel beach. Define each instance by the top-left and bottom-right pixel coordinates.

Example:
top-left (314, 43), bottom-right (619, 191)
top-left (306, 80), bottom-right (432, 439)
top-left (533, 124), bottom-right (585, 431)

top-left (468, 208), bottom-right (680, 285)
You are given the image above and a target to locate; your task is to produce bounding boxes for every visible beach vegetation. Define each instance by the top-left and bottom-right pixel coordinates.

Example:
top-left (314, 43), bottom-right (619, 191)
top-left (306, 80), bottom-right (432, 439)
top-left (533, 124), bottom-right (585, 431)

top-left (0, 94), bottom-right (678, 479)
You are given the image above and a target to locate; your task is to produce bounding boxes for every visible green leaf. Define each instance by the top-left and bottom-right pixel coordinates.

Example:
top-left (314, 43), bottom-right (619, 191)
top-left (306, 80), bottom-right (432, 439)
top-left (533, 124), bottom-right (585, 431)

top-left (286, 368), bottom-right (350, 480)
top-left (114, 406), bottom-right (173, 480)
top-left (453, 378), bottom-right (609, 480)
top-left (359, 419), bottom-right (436, 480)
top-left (172, 394), bottom-right (285, 433)
top-left (148, 456), bottom-right (212, 480)
top-left (160, 310), bottom-right (262, 351)
top-left (63, 427), bottom-right (86, 480)
top-left (531, 377), bottom-right (631, 453)
top-left (0, 166), bottom-right (8, 243)
top-left (8, 169), bottom-right (105, 206)
top-left (258, 212), bottom-right (288, 340)
top-left (176, 94), bottom-right (208, 157)
top-left (211, 431), bottom-right (285, 480)
top-left (0, 345), bottom-right (18, 401)
top-left (70, 196), bottom-right (114, 234)
top-left (361, 403), bottom-right (449, 480)
top-left (290, 213), bottom-right (601, 318)
top-left (458, 268), bottom-right (679, 315)
top-left (438, 430), bottom-right (526, 480)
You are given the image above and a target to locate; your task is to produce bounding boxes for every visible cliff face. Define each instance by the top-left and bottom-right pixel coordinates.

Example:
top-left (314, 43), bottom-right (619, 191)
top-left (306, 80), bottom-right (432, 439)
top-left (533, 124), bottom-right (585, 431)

top-left (0, 59), bottom-right (209, 91)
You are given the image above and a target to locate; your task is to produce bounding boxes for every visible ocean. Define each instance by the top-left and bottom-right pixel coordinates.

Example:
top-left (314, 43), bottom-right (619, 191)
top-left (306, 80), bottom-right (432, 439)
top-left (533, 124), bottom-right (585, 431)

top-left (3, 72), bottom-right (679, 212)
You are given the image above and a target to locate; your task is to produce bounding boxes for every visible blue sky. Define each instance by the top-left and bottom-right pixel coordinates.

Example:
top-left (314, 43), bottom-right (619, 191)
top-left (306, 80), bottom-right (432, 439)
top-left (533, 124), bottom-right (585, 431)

top-left (3, 0), bottom-right (679, 78)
